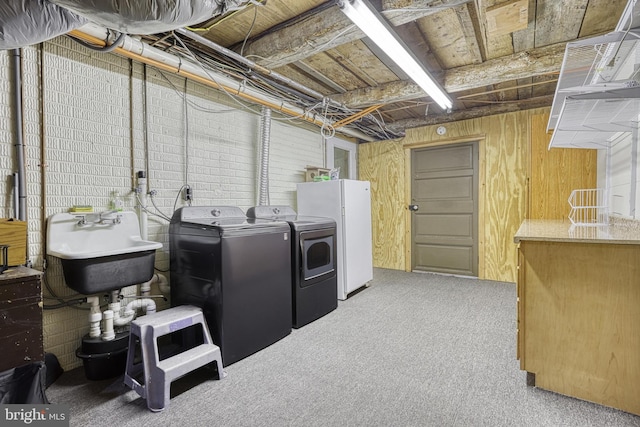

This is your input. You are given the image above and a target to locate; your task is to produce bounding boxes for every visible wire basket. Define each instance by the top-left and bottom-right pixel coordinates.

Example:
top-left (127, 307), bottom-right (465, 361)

top-left (568, 189), bottom-right (608, 226)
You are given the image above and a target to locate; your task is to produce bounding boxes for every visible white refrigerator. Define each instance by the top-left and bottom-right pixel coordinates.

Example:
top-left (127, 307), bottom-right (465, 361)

top-left (297, 179), bottom-right (373, 300)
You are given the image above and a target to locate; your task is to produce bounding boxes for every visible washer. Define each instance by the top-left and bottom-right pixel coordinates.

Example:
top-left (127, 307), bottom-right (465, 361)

top-left (169, 206), bottom-right (292, 365)
top-left (247, 205), bottom-right (337, 328)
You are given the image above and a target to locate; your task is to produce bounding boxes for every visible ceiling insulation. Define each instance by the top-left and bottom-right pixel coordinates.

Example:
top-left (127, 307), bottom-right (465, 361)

top-left (49, 0), bottom-right (252, 34)
top-left (0, 0), bottom-right (87, 50)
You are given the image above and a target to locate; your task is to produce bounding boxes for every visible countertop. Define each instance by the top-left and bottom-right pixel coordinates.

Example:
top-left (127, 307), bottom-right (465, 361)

top-left (514, 219), bottom-right (640, 244)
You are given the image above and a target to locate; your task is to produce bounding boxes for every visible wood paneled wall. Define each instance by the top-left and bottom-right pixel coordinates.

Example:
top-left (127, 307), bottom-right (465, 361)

top-left (359, 107), bottom-right (595, 283)
top-left (358, 140), bottom-right (407, 270)
top-left (529, 113), bottom-right (597, 219)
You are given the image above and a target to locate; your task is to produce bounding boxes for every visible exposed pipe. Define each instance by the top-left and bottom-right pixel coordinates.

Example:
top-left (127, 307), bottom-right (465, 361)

top-left (129, 59), bottom-right (136, 195)
top-left (109, 301), bottom-right (135, 327)
top-left (137, 171), bottom-right (148, 240)
top-left (39, 44), bottom-right (48, 271)
top-left (12, 173), bottom-right (18, 219)
top-left (86, 296), bottom-right (102, 338)
top-left (10, 49), bottom-right (27, 221)
top-left (140, 272), bottom-right (153, 297)
top-left (156, 273), bottom-right (170, 295)
top-left (101, 310), bottom-right (115, 341)
top-left (631, 126), bottom-right (638, 218)
top-left (70, 24), bottom-right (374, 142)
top-left (138, 274), bottom-right (168, 297)
top-left (258, 107), bottom-right (271, 206)
top-left (126, 298), bottom-right (157, 315)
top-left (143, 64), bottom-right (151, 190)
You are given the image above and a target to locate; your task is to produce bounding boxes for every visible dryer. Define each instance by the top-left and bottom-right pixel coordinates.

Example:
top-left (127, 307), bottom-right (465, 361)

top-left (169, 206), bottom-right (292, 365)
top-left (247, 205), bottom-right (337, 328)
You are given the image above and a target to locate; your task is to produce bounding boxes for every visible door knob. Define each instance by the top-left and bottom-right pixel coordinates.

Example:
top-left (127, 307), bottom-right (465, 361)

top-left (408, 204), bottom-right (419, 211)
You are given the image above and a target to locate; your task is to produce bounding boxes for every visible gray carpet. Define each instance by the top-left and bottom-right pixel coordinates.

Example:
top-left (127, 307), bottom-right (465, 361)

top-left (46, 269), bottom-right (640, 427)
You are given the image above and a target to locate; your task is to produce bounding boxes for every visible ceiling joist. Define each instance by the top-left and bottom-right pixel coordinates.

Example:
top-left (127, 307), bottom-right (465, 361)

top-left (242, 0), bottom-right (473, 69)
top-left (387, 94), bottom-right (554, 130)
top-left (330, 40), bottom-right (565, 108)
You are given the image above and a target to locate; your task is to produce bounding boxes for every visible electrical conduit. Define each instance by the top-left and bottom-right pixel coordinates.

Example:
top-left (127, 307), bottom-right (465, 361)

top-left (11, 48), bottom-right (27, 221)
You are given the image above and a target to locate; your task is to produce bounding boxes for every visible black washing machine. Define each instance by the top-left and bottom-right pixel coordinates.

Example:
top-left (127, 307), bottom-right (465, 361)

top-left (247, 205), bottom-right (337, 328)
top-left (169, 206), bottom-right (292, 365)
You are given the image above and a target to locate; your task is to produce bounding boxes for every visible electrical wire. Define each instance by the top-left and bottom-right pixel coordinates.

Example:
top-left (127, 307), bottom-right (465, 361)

top-left (172, 32), bottom-right (265, 115)
top-left (173, 185), bottom-right (191, 213)
top-left (43, 297), bottom-right (87, 310)
top-left (170, 35), bottom-right (334, 129)
top-left (157, 70), bottom-right (238, 113)
top-left (183, 78), bottom-right (190, 190)
top-left (135, 191), bottom-right (172, 221)
top-left (156, 30), bottom-right (397, 139)
top-left (68, 30), bottom-right (126, 52)
top-left (240, 5), bottom-right (259, 57)
top-left (149, 193), bottom-right (173, 221)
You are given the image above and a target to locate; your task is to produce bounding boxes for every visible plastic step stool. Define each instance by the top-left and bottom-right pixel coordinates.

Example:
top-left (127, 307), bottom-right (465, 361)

top-left (123, 305), bottom-right (226, 412)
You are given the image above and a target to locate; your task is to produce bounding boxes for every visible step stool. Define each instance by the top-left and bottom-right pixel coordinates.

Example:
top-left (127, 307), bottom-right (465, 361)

top-left (123, 305), bottom-right (226, 412)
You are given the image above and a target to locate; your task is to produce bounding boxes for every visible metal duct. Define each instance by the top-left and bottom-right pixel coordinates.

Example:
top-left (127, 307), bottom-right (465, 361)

top-left (258, 107), bottom-right (271, 206)
top-left (0, 0), bottom-right (87, 50)
top-left (50, 0), bottom-right (251, 34)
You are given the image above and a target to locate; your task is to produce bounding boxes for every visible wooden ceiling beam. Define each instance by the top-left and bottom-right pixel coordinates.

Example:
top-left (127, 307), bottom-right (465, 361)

top-left (386, 94), bottom-right (554, 130)
top-left (293, 61), bottom-right (348, 93)
top-left (446, 41), bottom-right (563, 90)
top-left (242, 0), bottom-right (472, 69)
top-left (331, 41), bottom-right (564, 107)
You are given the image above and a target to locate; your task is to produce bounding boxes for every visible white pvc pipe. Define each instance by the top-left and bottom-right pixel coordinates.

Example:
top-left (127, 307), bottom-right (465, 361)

top-left (113, 310), bottom-right (135, 326)
top-left (86, 296), bottom-right (102, 338)
top-left (101, 310), bottom-right (115, 341)
top-left (137, 172), bottom-right (148, 240)
top-left (139, 273), bottom-right (168, 296)
top-left (156, 273), bottom-right (169, 295)
top-left (140, 277), bottom-right (152, 297)
top-left (107, 301), bottom-right (133, 326)
top-left (126, 298), bottom-right (157, 315)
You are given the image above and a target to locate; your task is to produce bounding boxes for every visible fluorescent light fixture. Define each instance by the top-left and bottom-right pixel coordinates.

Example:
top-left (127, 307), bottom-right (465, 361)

top-left (338, 0), bottom-right (453, 110)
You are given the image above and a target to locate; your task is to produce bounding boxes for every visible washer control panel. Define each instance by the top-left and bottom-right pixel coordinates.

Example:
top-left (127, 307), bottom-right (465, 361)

top-left (179, 206), bottom-right (246, 221)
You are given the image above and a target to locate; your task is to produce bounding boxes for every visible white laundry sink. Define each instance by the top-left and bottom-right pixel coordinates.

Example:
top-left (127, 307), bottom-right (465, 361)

top-left (47, 211), bottom-right (162, 294)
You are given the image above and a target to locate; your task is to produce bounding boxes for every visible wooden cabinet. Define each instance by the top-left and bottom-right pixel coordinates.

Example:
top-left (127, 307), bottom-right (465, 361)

top-left (0, 267), bottom-right (44, 372)
top-left (516, 238), bottom-right (640, 416)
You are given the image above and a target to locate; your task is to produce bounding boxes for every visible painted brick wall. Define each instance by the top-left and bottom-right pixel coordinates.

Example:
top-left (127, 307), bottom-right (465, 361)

top-left (0, 36), bottom-right (333, 370)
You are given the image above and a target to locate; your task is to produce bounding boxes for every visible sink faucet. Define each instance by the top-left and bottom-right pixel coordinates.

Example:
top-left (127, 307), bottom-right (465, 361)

top-left (75, 210), bottom-right (122, 226)
top-left (99, 210), bottom-right (122, 224)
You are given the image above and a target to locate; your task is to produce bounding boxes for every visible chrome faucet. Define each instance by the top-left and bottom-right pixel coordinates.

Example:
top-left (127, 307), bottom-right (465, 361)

top-left (98, 210), bottom-right (122, 224)
top-left (75, 210), bottom-right (122, 226)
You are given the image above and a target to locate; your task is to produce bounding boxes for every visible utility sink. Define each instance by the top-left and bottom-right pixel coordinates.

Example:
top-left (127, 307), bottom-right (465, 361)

top-left (47, 211), bottom-right (162, 294)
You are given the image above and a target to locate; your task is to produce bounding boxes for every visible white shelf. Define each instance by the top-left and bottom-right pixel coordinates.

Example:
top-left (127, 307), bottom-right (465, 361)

top-left (548, 87), bottom-right (640, 149)
top-left (547, 25), bottom-right (640, 149)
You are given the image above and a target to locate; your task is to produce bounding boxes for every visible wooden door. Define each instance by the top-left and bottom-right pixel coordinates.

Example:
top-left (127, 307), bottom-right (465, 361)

top-left (411, 142), bottom-right (479, 276)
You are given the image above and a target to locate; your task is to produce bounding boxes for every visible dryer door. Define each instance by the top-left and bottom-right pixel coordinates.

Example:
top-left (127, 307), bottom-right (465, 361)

top-left (300, 229), bottom-right (336, 287)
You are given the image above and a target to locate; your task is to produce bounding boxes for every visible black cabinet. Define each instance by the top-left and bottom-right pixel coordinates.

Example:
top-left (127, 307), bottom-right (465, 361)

top-left (0, 267), bottom-right (43, 372)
